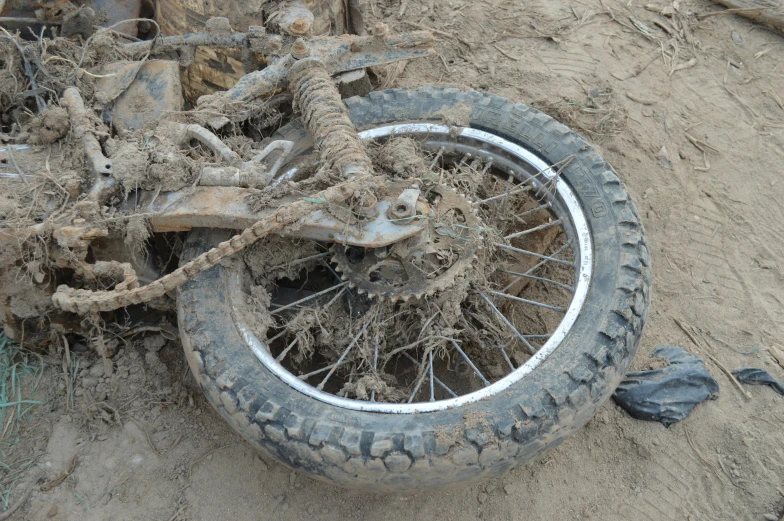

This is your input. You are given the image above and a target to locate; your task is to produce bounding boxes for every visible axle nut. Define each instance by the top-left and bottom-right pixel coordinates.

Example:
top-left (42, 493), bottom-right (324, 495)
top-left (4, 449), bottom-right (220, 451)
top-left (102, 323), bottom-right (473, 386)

top-left (291, 37), bottom-right (310, 59)
top-left (289, 18), bottom-right (311, 35)
top-left (374, 22), bottom-right (389, 38)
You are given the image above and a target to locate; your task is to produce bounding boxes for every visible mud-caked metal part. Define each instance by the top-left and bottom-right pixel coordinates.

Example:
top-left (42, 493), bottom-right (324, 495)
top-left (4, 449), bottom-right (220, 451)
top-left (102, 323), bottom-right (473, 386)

top-left (331, 185), bottom-right (484, 301)
top-left (51, 36), bottom-right (387, 315)
top-left (287, 43), bottom-right (374, 177)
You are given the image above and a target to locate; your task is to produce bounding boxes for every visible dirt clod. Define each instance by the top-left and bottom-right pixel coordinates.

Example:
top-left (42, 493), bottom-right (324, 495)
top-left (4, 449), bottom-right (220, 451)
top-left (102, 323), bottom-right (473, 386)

top-left (435, 103), bottom-right (472, 127)
top-left (26, 107), bottom-right (71, 145)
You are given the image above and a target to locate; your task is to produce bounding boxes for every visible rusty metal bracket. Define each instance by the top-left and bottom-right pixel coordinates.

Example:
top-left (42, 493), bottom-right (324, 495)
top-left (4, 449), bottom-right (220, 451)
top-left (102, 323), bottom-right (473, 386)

top-left (121, 25), bottom-right (434, 107)
top-left (126, 185), bottom-right (429, 248)
top-left (120, 30), bottom-right (283, 56)
top-left (213, 27), bottom-right (435, 105)
top-left (61, 87), bottom-right (117, 204)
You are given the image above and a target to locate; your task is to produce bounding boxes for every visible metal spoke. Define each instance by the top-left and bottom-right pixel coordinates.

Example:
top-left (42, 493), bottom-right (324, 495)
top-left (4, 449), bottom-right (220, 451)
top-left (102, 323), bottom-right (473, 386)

top-left (428, 350), bottom-right (435, 402)
top-left (370, 333), bottom-right (379, 402)
top-left (480, 159), bottom-right (494, 177)
top-left (316, 322), bottom-right (369, 391)
top-left (495, 243), bottom-right (574, 267)
top-left (320, 259), bottom-right (342, 282)
top-left (298, 363), bottom-right (339, 381)
top-left (498, 173), bottom-right (514, 211)
top-left (407, 353), bottom-right (430, 403)
top-left (402, 352), bottom-right (458, 398)
top-left (449, 340), bottom-right (490, 386)
top-left (270, 282), bottom-right (349, 315)
top-left (324, 286), bottom-right (348, 308)
top-left (478, 292), bottom-right (537, 354)
top-left (457, 152), bottom-right (472, 168)
top-left (339, 367), bottom-right (356, 397)
top-left (472, 184), bottom-right (532, 206)
top-left (276, 337), bottom-right (299, 362)
top-left (429, 146), bottom-right (445, 170)
top-left (515, 203), bottom-right (549, 219)
top-left (500, 243), bottom-right (571, 292)
top-left (497, 269), bottom-right (573, 292)
top-left (486, 290), bottom-right (566, 313)
top-left (498, 344), bottom-right (515, 372)
top-left (270, 251), bottom-right (331, 270)
top-left (266, 329), bottom-right (287, 345)
top-left (504, 219), bottom-right (563, 240)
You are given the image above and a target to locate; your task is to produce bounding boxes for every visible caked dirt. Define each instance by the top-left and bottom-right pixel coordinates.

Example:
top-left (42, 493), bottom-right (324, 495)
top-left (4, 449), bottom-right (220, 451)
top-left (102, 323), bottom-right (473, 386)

top-left (2, 0), bottom-right (784, 520)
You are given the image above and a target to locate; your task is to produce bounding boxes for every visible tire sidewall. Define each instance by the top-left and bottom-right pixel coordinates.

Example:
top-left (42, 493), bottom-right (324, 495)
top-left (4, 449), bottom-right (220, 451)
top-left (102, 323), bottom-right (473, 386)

top-left (178, 88), bottom-right (651, 489)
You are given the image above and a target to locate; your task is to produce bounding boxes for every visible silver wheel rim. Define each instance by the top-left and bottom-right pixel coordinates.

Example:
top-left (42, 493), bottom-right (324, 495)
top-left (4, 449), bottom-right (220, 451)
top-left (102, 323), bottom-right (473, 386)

top-left (228, 124), bottom-right (593, 413)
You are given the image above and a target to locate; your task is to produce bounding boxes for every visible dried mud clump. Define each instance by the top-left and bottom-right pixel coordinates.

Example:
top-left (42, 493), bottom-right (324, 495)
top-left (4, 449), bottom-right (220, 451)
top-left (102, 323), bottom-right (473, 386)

top-left (369, 137), bottom-right (428, 179)
top-left (124, 215), bottom-right (151, 258)
top-left (108, 140), bottom-right (148, 195)
top-left (25, 107), bottom-right (71, 145)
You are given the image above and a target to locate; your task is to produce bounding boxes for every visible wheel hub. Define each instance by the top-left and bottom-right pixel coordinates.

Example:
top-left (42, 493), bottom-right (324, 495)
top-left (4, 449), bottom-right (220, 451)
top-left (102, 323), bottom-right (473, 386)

top-left (331, 184), bottom-right (483, 301)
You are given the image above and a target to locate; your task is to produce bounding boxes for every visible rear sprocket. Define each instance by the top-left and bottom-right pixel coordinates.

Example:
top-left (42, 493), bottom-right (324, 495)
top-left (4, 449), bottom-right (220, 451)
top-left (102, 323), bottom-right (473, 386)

top-left (331, 185), bottom-right (482, 301)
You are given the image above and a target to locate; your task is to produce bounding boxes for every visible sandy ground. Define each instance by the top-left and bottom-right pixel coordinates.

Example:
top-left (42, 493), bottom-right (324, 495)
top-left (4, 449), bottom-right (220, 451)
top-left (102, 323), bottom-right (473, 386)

top-left (3, 0), bottom-right (784, 519)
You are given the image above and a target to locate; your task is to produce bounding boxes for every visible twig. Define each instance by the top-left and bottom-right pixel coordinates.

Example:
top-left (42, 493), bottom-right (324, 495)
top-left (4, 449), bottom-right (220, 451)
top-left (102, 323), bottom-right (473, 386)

top-left (166, 432), bottom-right (184, 453)
top-left (684, 133), bottom-right (720, 153)
top-left (724, 86), bottom-right (759, 118)
top-left (674, 318), bottom-right (751, 400)
top-left (674, 317), bottom-right (702, 347)
top-left (769, 344), bottom-right (784, 371)
top-left (704, 351), bottom-right (752, 400)
top-left (40, 455), bottom-right (78, 491)
top-left (626, 92), bottom-right (657, 105)
top-left (398, 0), bottom-right (408, 18)
top-left (672, 57), bottom-right (698, 74)
top-left (132, 418), bottom-right (160, 456)
top-left (61, 334), bottom-right (73, 411)
top-left (0, 409), bottom-right (15, 445)
top-left (493, 44), bottom-right (520, 61)
top-left (0, 476), bottom-right (37, 521)
top-left (167, 506), bottom-right (185, 521)
top-left (684, 427), bottom-right (728, 485)
top-left (764, 89), bottom-right (784, 110)
top-left (188, 443), bottom-right (237, 477)
top-left (654, 20), bottom-right (674, 35)
top-left (0, 28), bottom-right (47, 112)
top-left (612, 52), bottom-right (661, 80)
top-left (401, 20), bottom-right (455, 39)
top-left (698, 7), bottom-right (767, 19)
top-left (3, 146), bottom-right (30, 186)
